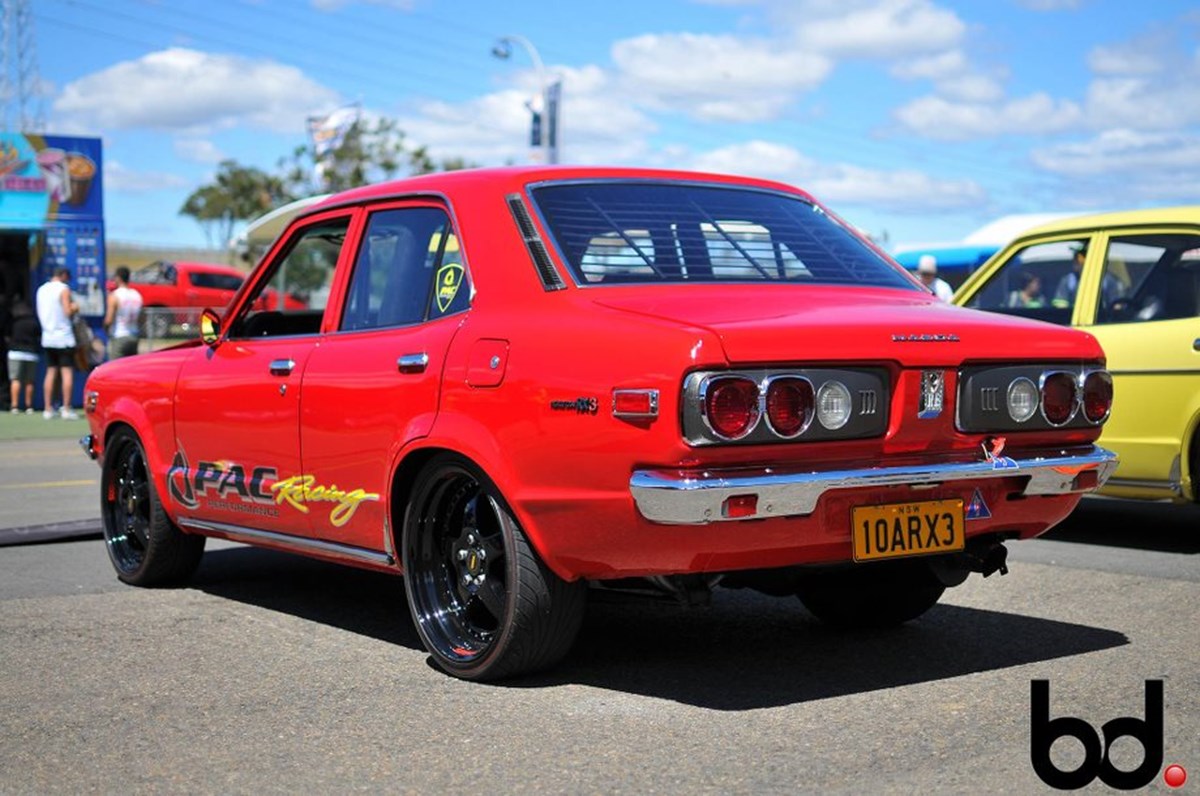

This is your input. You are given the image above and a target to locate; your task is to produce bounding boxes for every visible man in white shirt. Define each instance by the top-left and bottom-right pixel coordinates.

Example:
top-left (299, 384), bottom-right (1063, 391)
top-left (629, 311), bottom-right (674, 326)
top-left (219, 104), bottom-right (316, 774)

top-left (35, 267), bottom-right (79, 419)
top-left (917, 255), bottom-right (954, 302)
top-left (104, 266), bottom-right (143, 358)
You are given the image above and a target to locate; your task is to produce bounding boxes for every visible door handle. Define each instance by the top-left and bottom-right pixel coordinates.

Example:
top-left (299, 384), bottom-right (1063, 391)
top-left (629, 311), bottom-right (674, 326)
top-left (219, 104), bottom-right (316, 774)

top-left (397, 353), bottom-right (429, 374)
top-left (269, 358), bottom-right (295, 376)
top-left (1194, 338), bottom-right (1200, 352)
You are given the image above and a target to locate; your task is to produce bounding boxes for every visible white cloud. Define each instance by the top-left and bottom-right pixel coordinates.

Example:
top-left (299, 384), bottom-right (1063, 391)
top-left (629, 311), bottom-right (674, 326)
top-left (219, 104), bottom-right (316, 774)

top-left (1030, 129), bottom-right (1200, 177)
top-left (1083, 43), bottom-right (1200, 132)
top-left (794, 0), bottom-right (966, 58)
top-left (890, 50), bottom-right (968, 81)
top-left (611, 33), bottom-right (831, 122)
top-left (104, 160), bottom-right (189, 193)
top-left (174, 139), bottom-right (225, 164)
top-left (1030, 129), bottom-right (1200, 203)
top-left (398, 66), bottom-right (656, 166)
top-left (53, 48), bottom-right (342, 134)
top-left (893, 93), bottom-right (1084, 140)
top-left (690, 140), bottom-right (986, 212)
top-left (1088, 37), bottom-right (1168, 76)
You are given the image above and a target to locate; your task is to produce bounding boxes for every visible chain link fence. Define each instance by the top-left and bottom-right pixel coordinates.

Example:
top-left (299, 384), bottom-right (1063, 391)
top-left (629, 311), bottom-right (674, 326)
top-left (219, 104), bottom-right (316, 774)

top-left (135, 307), bottom-right (204, 353)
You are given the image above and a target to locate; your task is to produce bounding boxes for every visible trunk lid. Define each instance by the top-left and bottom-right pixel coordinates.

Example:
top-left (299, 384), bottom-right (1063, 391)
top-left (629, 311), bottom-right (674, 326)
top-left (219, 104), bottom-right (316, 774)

top-left (591, 284), bottom-right (1103, 367)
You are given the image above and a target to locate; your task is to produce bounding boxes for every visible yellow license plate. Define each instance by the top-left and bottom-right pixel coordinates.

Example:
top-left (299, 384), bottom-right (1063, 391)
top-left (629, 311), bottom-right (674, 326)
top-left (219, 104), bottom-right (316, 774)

top-left (852, 499), bottom-right (965, 562)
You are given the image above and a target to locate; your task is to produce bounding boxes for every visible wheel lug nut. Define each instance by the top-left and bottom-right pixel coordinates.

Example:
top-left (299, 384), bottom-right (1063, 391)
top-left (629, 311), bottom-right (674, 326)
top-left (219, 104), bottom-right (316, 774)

top-left (463, 574), bottom-right (472, 585)
top-left (467, 534), bottom-right (475, 544)
top-left (457, 549), bottom-right (468, 560)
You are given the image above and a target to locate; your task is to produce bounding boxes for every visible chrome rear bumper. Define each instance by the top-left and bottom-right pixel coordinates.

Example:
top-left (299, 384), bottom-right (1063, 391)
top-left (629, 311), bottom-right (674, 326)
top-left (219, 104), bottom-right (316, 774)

top-left (630, 445), bottom-right (1117, 525)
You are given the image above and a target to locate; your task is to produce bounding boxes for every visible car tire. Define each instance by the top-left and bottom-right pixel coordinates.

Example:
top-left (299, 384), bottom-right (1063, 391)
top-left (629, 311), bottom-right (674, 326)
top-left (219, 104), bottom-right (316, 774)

top-left (796, 560), bottom-right (945, 628)
top-left (101, 428), bottom-right (205, 586)
top-left (401, 454), bottom-right (586, 681)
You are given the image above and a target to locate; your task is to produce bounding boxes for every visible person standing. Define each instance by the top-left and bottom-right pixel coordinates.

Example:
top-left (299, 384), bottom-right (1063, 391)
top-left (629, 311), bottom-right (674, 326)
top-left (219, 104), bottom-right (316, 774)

top-left (6, 301), bottom-right (39, 413)
top-left (36, 267), bottom-right (79, 419)
top-left (104, 266), bottom-right (143, 358)
top-left (916, 255), bottom-right (954, 302)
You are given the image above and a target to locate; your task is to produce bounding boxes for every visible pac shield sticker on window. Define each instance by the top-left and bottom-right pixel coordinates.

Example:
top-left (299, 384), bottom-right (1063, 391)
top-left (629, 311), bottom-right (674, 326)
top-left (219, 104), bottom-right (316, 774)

top-left (436, 262), bottom-right (464, 313)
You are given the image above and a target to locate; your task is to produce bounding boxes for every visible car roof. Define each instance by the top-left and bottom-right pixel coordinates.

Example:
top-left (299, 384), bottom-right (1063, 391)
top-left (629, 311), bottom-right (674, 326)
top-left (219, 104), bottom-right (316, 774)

top-left (166, 261), bottom-right (247, 275)
top-left (1017, 205), bottom-right (1200, 239)
top-left (303, 165), bottom-right (816, 218)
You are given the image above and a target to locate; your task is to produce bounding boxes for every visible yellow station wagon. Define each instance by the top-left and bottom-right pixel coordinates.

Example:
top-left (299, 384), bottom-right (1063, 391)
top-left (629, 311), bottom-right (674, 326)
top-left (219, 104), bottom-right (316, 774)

top-left (954, 206), bottom-right (1200, 503)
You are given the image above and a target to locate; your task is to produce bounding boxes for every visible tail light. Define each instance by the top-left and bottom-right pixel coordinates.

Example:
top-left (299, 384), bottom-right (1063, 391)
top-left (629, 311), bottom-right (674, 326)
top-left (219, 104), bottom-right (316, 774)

top-left (1081, 370), bottom-right (1113, 423)
top-left (765, 377), bottom-right (814, 437)
top-left (1040, 372), bottom-right (1078, 426)
top-left (703, 376), bottom-right (760, 439)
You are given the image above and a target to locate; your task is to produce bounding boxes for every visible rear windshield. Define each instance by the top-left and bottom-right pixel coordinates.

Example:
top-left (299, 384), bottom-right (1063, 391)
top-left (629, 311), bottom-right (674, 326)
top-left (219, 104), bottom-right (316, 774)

top-left (530, 182), bottom-right (914, 288)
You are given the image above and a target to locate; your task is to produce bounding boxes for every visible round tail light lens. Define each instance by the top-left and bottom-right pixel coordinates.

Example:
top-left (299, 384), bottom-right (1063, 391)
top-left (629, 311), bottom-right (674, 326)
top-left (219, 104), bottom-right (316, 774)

top-left (1081, 371), bottom-right (1113, 423)
top-left (816, 380), bottom-right (852, 430)
top-left (765, 377), bottom-right (814, 438)
top-left (703, 377), bottom-right (760, 439)
top-left (1040, 372), bottom-right (1078, 426)
top-left (1007, 377), bottom-right (1039, 423)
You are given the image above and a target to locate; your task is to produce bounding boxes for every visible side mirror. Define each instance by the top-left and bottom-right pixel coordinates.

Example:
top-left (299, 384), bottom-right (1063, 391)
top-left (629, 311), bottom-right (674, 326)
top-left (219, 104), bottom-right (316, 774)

top-left (199, 308), bottom-right (221, 348)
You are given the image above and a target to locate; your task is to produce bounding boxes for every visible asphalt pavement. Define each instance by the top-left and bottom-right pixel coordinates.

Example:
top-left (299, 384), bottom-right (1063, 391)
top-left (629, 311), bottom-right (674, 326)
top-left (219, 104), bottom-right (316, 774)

top-left (0, 429), bottom-right (1197, 793)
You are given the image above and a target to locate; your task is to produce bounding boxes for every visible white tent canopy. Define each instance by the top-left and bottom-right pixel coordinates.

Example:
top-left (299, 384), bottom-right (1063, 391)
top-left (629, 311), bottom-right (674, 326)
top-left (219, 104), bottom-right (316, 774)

top-left (229, 193), bottom-right (331, 264)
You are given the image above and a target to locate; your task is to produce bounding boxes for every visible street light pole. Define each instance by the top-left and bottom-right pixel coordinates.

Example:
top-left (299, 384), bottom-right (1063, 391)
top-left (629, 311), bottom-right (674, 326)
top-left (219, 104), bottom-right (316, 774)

top-left (491, 34), bottom-right (559, 165)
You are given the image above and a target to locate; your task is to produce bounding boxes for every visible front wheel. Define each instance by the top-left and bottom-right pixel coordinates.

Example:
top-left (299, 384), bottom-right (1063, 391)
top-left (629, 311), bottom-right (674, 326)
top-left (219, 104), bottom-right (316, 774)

top-left (796, 560), bottom-right (945, 628)
top-left (101, 428), bottom-right (205, 586)
top-left (401, 455), bottom-right (586, 681)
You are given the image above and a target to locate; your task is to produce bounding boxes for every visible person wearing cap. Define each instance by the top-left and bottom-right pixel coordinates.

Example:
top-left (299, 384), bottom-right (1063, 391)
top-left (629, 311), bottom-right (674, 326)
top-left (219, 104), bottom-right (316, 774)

top-left (916, 254), bottom-right (953, 302)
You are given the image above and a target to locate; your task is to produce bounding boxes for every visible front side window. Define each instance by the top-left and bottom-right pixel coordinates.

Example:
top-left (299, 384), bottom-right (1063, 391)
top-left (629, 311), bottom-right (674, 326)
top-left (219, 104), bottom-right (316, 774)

top-left (229, 218), bottom-right (348, 339)
top-left (964, 239), bottom-right (1088, 325)
top-left (132, 262), bottom-right (176, 285)
top-left (340, 207), bottom-right (468, 332)
top-left (531, 182), bottom-right (913, 289)
top-left (1096, 233), bottom-right (1200, 324)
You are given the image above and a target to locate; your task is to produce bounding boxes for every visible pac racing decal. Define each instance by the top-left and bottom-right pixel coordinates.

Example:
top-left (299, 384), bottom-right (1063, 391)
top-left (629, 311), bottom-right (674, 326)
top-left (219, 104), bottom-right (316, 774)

top-left (168, 449), bottom-right (379, 526)
top-left (435, 262), bottom-right (464, 313)
top-left (271, 475), bottom-right (380, 527)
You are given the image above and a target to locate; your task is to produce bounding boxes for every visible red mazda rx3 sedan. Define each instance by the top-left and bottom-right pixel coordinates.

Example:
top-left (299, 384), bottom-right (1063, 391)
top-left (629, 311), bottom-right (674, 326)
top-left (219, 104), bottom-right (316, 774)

top-left (82, 166), bottom-right (1117, 680)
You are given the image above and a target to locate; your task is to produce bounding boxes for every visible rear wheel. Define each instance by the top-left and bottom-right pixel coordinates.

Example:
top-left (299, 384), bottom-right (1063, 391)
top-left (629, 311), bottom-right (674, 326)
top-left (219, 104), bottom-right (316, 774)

top-left (402, 455), bottom-right (586, 681)
top-left (796, 560), bottom-right (945, 628)
top-left (101, 428), bottom-right (205, 586)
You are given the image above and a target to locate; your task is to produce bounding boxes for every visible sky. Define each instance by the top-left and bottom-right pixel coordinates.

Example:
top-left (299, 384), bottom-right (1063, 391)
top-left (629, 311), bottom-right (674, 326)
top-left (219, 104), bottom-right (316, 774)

top-left (26, 0), bottom-right (1200, 253)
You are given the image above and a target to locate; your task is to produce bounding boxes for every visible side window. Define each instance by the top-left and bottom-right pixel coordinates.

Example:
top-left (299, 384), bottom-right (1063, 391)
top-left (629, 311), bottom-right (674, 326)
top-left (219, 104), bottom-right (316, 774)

top-left (340, 207), bottom-right (468, 332)
top-left (1096, 233), bottom-right (1200, 325)
top-left (964, 239), bottom-right (1087, 326)
top-left (230, 218), bottom-right (348, 339)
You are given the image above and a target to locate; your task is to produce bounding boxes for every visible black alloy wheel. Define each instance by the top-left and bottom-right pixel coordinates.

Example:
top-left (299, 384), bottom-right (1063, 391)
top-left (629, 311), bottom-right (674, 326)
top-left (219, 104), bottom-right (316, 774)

top-left (101, 429), bottom-right (205, 586)
top-left (402, 455), bottom-right (585, 681)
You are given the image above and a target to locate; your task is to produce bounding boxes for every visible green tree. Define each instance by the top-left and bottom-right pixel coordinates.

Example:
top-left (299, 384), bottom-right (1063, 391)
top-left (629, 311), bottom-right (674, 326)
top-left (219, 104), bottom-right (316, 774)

top-left (281, 116), bottom-right (474, 196)
top-left (179, 161), bottom-right (289, 248)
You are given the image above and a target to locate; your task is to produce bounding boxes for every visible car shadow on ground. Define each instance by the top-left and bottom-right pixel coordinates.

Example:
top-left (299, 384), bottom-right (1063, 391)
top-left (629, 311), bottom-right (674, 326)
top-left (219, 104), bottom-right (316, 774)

top-left (192, 545), bottom-right (424, 652)
top-left (192, 544), bottom-right (1128, 710)
top-left (1047, 497), bottom-right (1200, 554)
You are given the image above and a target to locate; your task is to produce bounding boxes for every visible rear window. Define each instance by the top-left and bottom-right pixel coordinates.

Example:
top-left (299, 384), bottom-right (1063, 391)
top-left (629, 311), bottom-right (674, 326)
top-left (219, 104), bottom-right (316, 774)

top-left (530, 182), bottom-right (913, 289)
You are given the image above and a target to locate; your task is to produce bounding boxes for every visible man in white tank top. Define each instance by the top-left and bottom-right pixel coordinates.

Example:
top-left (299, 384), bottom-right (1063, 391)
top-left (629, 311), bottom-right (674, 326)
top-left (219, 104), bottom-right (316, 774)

top-left (35, 267), bottom-right (79, 419)
top-left (104, 266), bottom-right (143, 358)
